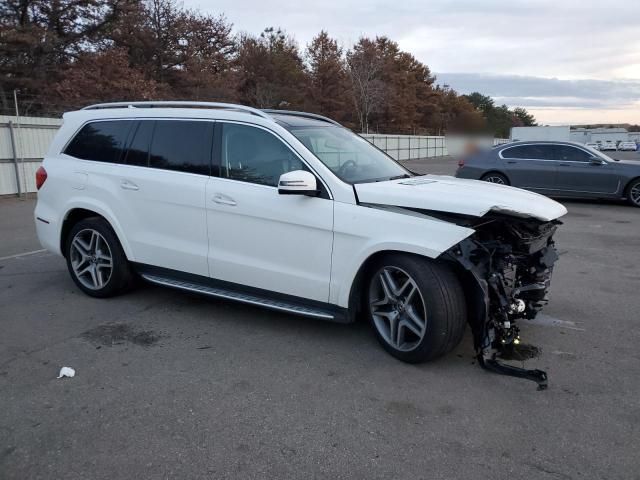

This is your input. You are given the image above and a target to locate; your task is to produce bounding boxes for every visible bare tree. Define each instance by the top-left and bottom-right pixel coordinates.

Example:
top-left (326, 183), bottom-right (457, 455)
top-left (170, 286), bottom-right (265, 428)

top-left (346, 38), bottom-right (384, 133)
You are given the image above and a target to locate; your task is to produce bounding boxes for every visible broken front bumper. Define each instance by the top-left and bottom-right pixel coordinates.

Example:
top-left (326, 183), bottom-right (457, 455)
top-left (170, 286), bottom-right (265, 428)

top-left (446, 217), bottom-right (561, 389)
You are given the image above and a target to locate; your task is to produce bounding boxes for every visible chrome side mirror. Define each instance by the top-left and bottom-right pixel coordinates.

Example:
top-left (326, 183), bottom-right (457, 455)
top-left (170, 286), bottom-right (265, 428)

top-left (278, 170), bottom-right (319, 196)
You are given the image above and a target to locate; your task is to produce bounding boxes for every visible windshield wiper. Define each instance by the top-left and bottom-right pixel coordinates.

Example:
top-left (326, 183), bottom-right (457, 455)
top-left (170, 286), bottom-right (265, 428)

top-left (387, 174), bottom-right (412, 181)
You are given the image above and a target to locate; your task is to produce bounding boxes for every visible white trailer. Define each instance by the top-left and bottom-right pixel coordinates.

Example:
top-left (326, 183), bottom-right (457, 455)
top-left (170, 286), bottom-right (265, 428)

top-left (510, 126), bottom-right (570, 142)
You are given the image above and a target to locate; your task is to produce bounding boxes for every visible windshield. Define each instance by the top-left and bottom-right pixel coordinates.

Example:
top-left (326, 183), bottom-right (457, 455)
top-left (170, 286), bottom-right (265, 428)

top-left (288, 126), bottom-right (411, 184)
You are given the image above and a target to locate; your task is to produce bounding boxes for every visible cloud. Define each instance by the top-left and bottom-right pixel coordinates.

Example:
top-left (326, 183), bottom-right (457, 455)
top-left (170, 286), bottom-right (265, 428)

top-left (436, 73), bottom-right (640, 109)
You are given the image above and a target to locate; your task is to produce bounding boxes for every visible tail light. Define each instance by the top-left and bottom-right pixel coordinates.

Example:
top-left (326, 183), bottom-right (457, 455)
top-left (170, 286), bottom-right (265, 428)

top-left (35, 166), bottom-right (47, 190)
top-left (457, 158), bottom-right (465, 168)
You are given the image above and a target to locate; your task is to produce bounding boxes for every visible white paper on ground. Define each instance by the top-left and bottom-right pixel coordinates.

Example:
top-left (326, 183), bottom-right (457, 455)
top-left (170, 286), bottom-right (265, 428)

top-left (57, 367), bottom-right (76, 379)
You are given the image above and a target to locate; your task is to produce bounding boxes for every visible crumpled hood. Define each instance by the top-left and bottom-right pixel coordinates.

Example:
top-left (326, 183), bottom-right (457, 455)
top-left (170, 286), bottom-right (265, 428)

top-left (355, 175), bottom-right (568, 222)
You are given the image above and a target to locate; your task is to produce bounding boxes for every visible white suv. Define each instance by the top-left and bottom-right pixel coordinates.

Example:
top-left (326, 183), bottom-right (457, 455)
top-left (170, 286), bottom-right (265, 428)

top-left (35, 102), bottom-right (567, 386)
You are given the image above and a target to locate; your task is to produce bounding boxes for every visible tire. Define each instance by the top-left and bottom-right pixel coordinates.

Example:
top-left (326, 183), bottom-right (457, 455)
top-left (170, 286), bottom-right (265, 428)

top-left (481, 172), bottom-right (509, 185)
top-left (64, 217), bottom-right (133, 298)
top-left (626, 178), bottom-right (640, 207)
top-left (365, 253), bottom-right (467, 363)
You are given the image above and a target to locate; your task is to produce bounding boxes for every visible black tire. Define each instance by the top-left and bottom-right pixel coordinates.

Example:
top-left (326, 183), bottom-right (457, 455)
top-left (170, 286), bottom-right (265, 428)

top-left (481, 172), bottom-right (509, 185)
top-left (625, 178), bottom-right (640, 207)
top-left (365, 253), bottom-right (467, 363)
top-left (64, 217), bottom-right (133, 298)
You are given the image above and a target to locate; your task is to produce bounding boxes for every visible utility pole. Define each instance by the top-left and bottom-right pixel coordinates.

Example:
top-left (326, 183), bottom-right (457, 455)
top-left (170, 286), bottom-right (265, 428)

top-left (13, 89), bottom-right (25, 199)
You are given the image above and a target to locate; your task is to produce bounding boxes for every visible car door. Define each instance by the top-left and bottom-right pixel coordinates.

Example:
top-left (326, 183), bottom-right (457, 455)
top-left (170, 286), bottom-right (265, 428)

top-left (206, 122), bottom-right (334, 303)
top-left (114, 119), bottom-right (214, 276)
top-left (500, 144), bottom-right (558, 191)
top-left (552, 144), bottom-right (619, 194)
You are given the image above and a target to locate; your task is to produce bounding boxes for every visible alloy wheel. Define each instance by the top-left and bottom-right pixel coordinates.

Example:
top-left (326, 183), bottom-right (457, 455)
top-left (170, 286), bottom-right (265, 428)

top-left (369, 266), bottom-right (428, 352)
top-left (630, 182), bottom-right (640, 206)
top-left (484, 175), bottom-right (506, 184)
top-left (70, 229), bottom-right (113, 290)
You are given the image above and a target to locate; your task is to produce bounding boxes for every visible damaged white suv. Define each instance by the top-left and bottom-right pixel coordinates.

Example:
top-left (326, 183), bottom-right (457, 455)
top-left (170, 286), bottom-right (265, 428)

top-left (35, 102), bottom-right (567, 387)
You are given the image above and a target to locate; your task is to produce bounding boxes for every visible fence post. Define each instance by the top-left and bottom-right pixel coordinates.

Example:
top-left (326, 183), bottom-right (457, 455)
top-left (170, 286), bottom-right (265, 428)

top-left (8, 121), bottom-right (22, 197)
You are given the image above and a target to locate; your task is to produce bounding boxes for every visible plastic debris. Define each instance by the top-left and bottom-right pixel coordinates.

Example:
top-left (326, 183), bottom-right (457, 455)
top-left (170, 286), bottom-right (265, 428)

top-left (57, 367), bottom-right (76, 379)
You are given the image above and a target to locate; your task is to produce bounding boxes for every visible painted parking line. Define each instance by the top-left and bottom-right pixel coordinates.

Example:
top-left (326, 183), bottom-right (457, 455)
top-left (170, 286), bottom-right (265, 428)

top-left (0, 249), bottom-right (47, 261)
top-left (527, 314), bottom-right (586, 331)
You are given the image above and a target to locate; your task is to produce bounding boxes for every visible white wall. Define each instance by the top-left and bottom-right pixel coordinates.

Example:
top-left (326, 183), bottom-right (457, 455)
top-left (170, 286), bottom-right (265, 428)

top-left (0, 115), bottom-right (62, 195)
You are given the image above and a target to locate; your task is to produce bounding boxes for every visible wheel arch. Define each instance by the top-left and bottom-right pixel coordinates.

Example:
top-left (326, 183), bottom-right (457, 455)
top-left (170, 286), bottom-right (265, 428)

top-left (480, 170), bottom-right (511, 185)
top-left (344, 249), bottom-right (470, 323)
top-left (60, 204), bottom-right (133, 260)
top-left (623, 176), bottom-right (640, 195)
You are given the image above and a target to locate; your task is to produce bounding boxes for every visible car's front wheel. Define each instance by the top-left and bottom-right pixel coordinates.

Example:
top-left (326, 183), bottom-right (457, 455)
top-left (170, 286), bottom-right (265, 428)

top-left (626, 178), bottom-right (640, 207)
top-left (65, 217), bottom-right (133, 297)
top-left (366, 254), bottom-right (467, 363)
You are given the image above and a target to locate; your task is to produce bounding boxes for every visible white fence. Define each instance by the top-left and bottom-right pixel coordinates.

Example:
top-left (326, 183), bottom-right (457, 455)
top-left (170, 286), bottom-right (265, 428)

top-left (0, 115), bottom-right (509, 195)
top-left (0, 115), bottom-right (62, 195)
top-left (360, 134), bottom-right (447, 160)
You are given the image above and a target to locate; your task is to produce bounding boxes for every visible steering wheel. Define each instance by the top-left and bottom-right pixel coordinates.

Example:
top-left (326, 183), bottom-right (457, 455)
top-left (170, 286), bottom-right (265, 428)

top-left (337, 160), bottom-right (357, 178)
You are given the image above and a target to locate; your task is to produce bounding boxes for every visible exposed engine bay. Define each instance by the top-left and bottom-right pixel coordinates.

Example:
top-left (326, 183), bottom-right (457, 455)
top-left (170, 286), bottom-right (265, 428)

top-left (443, 213), bottom-right (561, 389)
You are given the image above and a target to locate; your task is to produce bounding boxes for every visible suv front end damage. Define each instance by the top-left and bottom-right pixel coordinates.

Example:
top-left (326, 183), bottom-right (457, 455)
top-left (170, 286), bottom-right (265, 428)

top-left (445, 214), bottom-right (561, 389)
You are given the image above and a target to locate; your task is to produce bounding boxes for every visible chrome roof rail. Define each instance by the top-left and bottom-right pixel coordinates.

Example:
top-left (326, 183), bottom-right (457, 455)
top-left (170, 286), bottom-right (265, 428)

top-left (81, 101), bottom-right (272, 120)
top-left (261, 109), bottom-right (343, 127)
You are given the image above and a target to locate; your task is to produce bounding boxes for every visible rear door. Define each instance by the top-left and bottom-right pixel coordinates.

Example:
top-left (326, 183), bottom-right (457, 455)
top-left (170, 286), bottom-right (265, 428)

top-left (500, 144), bottom-right (558, 191)
top-left (115, 119), bottom-right (214, 276)
top-left (552, 144), bottom-right (619, 194)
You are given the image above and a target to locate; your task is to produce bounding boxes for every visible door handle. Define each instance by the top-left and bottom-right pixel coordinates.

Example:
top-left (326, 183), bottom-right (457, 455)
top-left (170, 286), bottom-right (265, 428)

top-left (120, 180), bottom-right (139, 191)
top-left (212, 194), bottom-right (237, 206)
top-left (506, 160), bottom-right (516, 164)
top-left (559, 163), bottom-right (570, 167)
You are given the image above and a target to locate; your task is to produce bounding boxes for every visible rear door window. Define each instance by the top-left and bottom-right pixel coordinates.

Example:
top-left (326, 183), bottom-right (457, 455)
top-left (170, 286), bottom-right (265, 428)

top-left (149, 120), bottom-right (213, 175)
top-left (65, 120), bottom-right (133, 163)
top-left (502, 144), bottom-right (555, 160)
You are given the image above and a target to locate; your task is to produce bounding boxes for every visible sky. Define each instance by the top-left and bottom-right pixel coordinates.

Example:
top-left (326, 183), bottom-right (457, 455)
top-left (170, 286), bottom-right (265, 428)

top-left (183, 0), bottom-right (640, 125)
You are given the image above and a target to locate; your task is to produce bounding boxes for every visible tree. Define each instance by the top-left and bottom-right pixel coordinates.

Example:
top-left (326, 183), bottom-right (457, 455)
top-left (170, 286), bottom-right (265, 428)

top-left (0, 0), bottom-right (122, 112)
top-left (513, 107), bottom-right (537, 127)
top-left (52, 48), bottom-right (161, 108)
top-left (347, 38), bottom-right (384, 133)
top-left (235, 28), bottom-right (307, 109)
top-left (305, 31), bottom-right (350, 122)
top-left (464, 92), bottom-right (535, 137)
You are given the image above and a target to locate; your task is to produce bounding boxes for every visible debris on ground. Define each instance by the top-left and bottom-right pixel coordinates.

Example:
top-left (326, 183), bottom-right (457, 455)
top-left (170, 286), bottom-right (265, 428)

top-left (57, 367), bottom-right (75, 379)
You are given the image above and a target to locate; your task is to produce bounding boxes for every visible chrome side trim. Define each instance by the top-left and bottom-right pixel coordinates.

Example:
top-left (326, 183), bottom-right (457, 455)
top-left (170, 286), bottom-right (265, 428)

top-left (141, 273), bottom-right (335, 320)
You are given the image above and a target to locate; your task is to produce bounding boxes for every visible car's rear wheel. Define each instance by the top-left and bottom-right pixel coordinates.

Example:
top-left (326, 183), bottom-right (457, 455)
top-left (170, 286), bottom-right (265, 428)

top-left (481, 172), bottom-right (509, 185)
top-left (65, 217), bottom-right (133, 297)
top-left (626, 179), bottom-right (640, 207)
top-left (366, 254), bottom-right (467, 363)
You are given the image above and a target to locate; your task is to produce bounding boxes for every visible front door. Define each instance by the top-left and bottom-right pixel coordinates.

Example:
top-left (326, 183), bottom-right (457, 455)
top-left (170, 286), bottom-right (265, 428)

top-left (206, 122), bottom-right (334, 303)
top-left (552, 145), bottom-right (619, 194)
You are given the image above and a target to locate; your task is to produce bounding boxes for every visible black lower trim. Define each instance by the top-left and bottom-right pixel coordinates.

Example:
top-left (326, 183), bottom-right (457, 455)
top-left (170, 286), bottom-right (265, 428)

top-left (132, 263), bottom-right (351, 323)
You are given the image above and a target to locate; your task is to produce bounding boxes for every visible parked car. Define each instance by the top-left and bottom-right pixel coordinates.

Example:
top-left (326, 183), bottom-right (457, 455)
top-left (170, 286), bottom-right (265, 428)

top-left (600, 141), bottom-right (617, 151)
top-left (456, 140), bottom-right (640, 206)
top-left (35, 102), bottom-right (567, 386)
top-left (618, 141), bottom-right (638, 152)
top-left (585, 142), bottom-right (600, 150)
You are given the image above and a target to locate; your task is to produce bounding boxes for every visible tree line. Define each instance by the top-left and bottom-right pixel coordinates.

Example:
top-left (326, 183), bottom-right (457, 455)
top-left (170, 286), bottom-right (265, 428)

top-left (0, 0), bottom-right (536, 136)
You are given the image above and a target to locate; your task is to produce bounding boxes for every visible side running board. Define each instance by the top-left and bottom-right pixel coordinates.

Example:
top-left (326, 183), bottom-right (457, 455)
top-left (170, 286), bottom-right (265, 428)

top-left (141, 273), bottom-right (336, 321)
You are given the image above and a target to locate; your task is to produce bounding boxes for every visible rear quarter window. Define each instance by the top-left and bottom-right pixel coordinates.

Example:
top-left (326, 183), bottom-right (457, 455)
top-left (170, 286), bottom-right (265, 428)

top-left (64, 120), bottom-right (133, 163)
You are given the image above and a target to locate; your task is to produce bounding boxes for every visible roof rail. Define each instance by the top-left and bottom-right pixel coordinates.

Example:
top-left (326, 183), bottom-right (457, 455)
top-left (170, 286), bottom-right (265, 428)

top-left (81, 101), bottom-right (272, 120)
top-left (261, 109), bottom-right (343, 127)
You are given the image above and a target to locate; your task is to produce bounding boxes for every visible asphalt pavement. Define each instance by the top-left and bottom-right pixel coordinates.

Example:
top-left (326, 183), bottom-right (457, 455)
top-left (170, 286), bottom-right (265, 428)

top-left (1, 154), bottom-right (639, 479)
